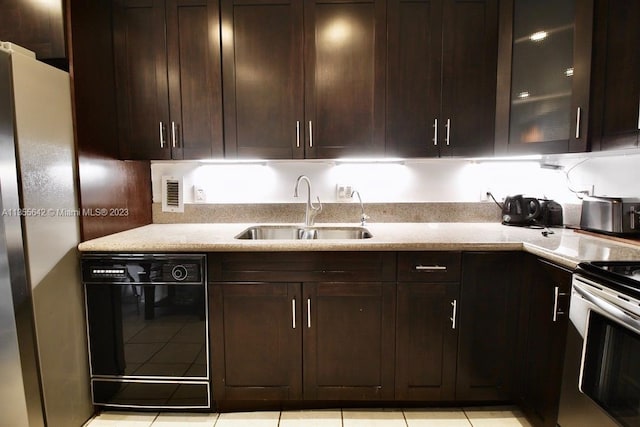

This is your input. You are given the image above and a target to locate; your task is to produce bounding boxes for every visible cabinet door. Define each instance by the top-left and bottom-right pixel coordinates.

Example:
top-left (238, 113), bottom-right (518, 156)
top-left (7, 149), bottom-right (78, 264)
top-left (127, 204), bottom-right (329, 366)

top-left (456, 252), bottom-right (522, 401)
top-left (519, 259), bottom-right (571, 427)
top-left (303, 282), bottom-right (395, 400)
top-left (396, 282), bottom-right (458, 400)
top-left (439, 0), bottom-right (497, 157)
top-left (221, 0), bottom-right (304, 159)
top-left (590, 0), bottom-right (640, 151)
top-left (386, 0), bottom-right (442, 157)
top-left (113, 0), bottom-right (171, 160)
top-left (496, 0), bottom-right (593, 154)
top-left (304, 0), bottom-right (386, 158)
top-left (0, 0), bottom-right (65, 61)
top-left (166, 0), bottom-right (224, 159)
top-left (210, 283), bottom-right (302, 401)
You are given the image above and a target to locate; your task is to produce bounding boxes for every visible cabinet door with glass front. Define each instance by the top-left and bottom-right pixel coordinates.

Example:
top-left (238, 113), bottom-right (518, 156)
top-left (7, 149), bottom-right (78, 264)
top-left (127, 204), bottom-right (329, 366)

top-left (496, 0), bottom-right (593, 154)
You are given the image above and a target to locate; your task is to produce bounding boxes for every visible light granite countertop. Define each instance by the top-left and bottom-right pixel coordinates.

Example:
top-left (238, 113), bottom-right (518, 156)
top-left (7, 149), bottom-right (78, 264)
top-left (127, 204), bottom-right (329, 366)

top-left (77, 222), bottom-right (640, 269)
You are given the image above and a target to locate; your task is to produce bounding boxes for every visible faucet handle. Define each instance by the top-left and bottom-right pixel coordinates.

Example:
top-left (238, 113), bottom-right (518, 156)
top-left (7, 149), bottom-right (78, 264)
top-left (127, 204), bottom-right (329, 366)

top-left (311, 196), bottom-right (322, 212)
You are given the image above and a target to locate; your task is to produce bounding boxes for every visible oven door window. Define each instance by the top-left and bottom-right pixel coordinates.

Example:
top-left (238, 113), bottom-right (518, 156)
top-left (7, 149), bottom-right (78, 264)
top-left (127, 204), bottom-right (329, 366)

top-left (86, 284), bottom-right (207, 379)
top-left (581, 310), bottom-right (640, 427)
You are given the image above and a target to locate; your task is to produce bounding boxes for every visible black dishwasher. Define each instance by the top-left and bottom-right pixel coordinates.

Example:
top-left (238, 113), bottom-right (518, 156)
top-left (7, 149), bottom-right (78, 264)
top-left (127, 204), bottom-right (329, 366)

top-left (81, 254), bottom-right (210, 410)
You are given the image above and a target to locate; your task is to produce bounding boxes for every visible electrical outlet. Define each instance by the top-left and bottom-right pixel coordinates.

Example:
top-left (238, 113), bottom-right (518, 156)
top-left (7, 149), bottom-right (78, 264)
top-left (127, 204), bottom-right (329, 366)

top-left (193, 186), bottom-right (207, 203)
top-left (336, 184), bottom-right (353, 201)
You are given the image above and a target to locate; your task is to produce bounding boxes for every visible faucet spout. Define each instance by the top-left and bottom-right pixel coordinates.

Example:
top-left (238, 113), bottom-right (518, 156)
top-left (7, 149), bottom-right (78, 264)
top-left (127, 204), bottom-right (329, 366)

top-left (293, 175), bottom-right (322, 226)
top-left (351, 190), bottom-right (370, 226)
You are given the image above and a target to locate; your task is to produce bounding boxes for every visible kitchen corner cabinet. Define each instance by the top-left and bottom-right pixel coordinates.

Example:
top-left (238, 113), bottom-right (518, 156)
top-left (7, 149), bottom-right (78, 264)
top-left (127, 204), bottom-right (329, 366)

top-left (386, 0), bottom-right (498, 158)
top-left (209, 252), bottom-right (396, 403)
top-left (395, 252), bottom-right (461, 400)
top-left (518, 258), bottom-right (571, 427)
top-left (495, 0), bottom-right (593, 155)
top-left (456, 252), bottom-right (523, 401)
top-left (589, 0), bottom-right (640, 151)
top-left (221, 0), bottom-right (386, 159)
top-left (113, 0), bottom-right (223, 160)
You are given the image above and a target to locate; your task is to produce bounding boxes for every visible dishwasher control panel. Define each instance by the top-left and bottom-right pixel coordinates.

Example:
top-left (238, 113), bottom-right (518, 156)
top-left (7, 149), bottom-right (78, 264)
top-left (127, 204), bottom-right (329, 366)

top-left (81, 254), bottom-right (205, 284)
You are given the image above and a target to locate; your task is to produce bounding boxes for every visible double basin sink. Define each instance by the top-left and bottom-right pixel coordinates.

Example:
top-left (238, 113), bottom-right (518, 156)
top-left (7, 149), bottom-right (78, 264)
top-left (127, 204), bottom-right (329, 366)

top-left (235, 225), bottom-right (372, 240)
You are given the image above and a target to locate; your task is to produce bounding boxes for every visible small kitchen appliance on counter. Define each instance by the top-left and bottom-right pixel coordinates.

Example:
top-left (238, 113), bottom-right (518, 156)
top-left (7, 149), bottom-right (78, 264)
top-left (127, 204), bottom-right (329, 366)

top-left (502, 195), bottom-right (541, 225)
top-left (539, 199), bottom-right (564, 227)
top-left (580, 196), bottom-right (640, 236)
top-left (501, 194), bottom-right (563, 227)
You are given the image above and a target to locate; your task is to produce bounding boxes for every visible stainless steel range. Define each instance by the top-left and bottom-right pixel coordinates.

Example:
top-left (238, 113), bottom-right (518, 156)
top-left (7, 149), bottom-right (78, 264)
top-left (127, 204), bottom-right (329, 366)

top-left (558, 261), bottom-right (640, 427)
top-left (81, 254), bottom-right (210, 410)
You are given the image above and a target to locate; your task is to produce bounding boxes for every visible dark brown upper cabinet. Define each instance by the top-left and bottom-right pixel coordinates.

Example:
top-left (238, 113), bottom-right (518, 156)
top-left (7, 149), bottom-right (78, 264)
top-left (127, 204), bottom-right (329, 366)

top-left (221, 0), bottom-right (304, 159)
top-left (589, 0), bottom-right (640, 151)
top-left (113, 0), bottom-right (223, 160)
top-left (0, 0), bottom-right (66, 65)
top-left (495, 0), bottom-right (593, 155)
top-left (222, 0), bottom-right (386, 159)
top-left (386, 0), bottom-right (498, 158)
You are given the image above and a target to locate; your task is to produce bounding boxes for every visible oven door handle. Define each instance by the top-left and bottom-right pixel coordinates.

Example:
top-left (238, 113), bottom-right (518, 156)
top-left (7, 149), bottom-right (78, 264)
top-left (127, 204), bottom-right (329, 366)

top-left (573, 283), bottom-right (640, 335)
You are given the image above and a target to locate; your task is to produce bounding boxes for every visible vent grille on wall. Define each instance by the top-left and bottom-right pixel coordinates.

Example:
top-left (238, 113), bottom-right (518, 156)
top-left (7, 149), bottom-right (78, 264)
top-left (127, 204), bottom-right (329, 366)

top-left (161, 175), bottom-right (184, 213)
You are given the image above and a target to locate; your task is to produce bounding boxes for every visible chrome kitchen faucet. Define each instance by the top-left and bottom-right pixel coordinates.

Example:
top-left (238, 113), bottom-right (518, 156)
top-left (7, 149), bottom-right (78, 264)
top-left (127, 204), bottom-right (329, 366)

top-left (351, 190), bottom-right (370, 226)
top-left (293, 175), bottom-right (322, 226)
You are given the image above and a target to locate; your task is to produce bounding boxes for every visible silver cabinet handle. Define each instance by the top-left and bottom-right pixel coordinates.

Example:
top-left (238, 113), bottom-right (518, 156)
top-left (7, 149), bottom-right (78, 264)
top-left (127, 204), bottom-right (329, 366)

top-left (296, 121), bottom-right (300, 148)
top-left (171, 122), bottom-right (179, 148)
top-left (445, 118), bottom-right (451, 146)
top-left (433, 118), bottom-right (438, 146)
top-left (308, 121), bottom-right (313, 148)
top-left (631, 207), bottom-right (638, 230)
top-left (575, 107), bottom-right (581, 139)
top-left (637, 96), bottom-right (640, 130)
top-left (159, 122), bottom-right (166, 148)
top-left (450, 300), bottom-right (457, 329)
top-left (415, 265), bottom-right (447, 272)
top-left (292, 298), bottom-right (296, 329)
top-left (307, 298), bottom-right (311, 328)
top-left (552, 286), bottom-right (568, 322)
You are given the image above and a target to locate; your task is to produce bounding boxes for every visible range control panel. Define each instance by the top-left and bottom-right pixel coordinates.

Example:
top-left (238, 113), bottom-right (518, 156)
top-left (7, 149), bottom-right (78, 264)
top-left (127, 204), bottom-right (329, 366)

top-left (81, 254), bottom-right (205, 284)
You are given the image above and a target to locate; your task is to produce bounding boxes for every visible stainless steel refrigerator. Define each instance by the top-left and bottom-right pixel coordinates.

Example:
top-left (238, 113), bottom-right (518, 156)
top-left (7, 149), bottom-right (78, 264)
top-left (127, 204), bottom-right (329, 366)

top-left (0, 43), bottom-right (93, 427)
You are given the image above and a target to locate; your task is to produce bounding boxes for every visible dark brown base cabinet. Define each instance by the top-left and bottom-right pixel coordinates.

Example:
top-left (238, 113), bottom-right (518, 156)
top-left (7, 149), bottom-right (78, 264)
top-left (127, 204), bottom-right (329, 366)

top-left (456, 252), bottom-right (523, 401)
top-left (395, 252), bottom-right (462, 400)
top-left (209, 253), bottom-right (396, 403)
top-left (518, 258), bottom-right (572, 427)
top-left (209, 251), bottom-right (565, 423)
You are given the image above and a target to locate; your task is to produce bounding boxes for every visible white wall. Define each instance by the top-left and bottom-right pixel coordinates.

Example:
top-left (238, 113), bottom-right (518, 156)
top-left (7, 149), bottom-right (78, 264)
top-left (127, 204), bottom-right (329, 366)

top-left (150, 150), bottom-right (640, 205)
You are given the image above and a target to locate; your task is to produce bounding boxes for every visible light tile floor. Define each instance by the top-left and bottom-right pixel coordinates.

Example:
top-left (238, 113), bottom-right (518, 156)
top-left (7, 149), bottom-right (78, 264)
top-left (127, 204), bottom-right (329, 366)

top-left (85, 406), bottom-right (532, 427)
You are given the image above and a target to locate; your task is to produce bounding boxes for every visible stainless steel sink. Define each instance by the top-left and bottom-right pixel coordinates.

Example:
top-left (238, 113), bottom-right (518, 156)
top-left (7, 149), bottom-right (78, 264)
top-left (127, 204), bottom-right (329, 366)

top-left (235, 225), bottom-right (373, 240)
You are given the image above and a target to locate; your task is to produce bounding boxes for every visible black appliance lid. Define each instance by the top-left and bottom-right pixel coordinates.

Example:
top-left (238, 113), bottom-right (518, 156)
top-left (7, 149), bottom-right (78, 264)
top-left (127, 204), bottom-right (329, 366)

top-left (577, 261), bottom-right (640, 300)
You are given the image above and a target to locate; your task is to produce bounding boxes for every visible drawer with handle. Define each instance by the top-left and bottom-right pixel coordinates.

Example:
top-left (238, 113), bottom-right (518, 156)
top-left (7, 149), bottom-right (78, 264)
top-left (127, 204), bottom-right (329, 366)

top-left (398, 252), bottom-right (461, 282)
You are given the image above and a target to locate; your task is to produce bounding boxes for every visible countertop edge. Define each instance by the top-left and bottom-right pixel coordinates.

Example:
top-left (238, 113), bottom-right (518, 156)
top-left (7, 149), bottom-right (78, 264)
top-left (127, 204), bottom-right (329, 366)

top-left (77, 223), bottom-right (640, 269)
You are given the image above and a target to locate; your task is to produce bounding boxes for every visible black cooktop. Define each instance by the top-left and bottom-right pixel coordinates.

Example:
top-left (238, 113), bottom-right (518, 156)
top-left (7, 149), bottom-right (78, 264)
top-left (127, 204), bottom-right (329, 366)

top-left (577, 261), bottom-right (640, 300)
